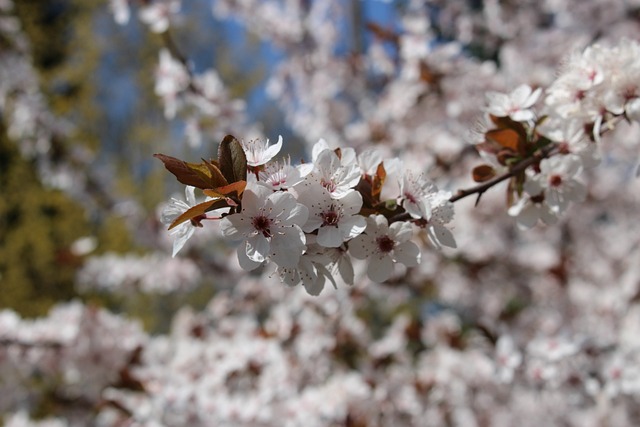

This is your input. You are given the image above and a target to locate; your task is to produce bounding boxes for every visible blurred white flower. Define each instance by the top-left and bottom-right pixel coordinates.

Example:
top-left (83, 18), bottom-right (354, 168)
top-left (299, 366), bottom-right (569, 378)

top-left (508, 195), bottom-right (558, 229)
top-left (485, 84), bottom-right (542, 122)
top-left (160, 186), bottom-right (201, 257)
top-left (399, 171), bottom-right (434, 220)
top-left (155, 49), bottom-right (189, 119)
top-left (525, 154), bottom-right (586, 214)
top-left (349, 215), bottom-right (420, 282)
top-left (139, 0), bottom-right (180, 33)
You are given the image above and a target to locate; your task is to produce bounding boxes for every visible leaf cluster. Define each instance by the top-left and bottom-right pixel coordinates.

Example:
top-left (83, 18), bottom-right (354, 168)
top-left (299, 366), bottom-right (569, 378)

top-left (472, 114), bottom-right (553, 204)
top-left (154, 135), bottom-right (248, 229)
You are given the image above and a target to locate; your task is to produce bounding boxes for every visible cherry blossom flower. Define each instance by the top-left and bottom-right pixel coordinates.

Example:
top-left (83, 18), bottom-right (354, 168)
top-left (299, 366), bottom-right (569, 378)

top-left (277, 247), bottom-right (336, 296)
top-left (161, 186), bottom-right (203, 257)
top-left (494, 335), bottom-right (522, 383)
top-left (109, 0), bottom-right (130, 25)
top-left (485, 84), bottom-right (542, 122)
top-left (508, 194), bottom-right (558, 229)
top-left (155, 49), bottom-right (189, 119)
top-left (349, 215), bottom-right (421, 282)
top-left (139, 0), bottom-right (181, 33)
top-left (220, 182), bottom-right (308, 271)
top-left (302, 148), bottom-right (361, 200)
top-left (298, 187), bottom-right (366, 248)
top-left (524, 154), bottom-right (586, 214)
top-left (241, 135), bottom-right (283, 167)
top-left (256, 155), bottom-right (312, 191)
top-left (399, 171), bottom-right (434, 219)
top-left (357, 148), bottom-right (383, 176)
top-left (425, 189), bottom-right (457, 249)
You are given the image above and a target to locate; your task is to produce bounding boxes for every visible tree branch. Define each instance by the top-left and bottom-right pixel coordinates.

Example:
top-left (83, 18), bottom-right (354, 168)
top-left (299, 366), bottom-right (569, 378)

top-left (449, 143), bottom-right (558, 204)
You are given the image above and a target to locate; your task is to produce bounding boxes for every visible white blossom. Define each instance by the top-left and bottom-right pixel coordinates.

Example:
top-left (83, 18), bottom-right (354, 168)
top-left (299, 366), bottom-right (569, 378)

top-left (349, 215), bottom-right (421, 282)
top-left (241, 135), bottom-right (283, 167)
top-left (485, 84), bottom-right (542, 122)
top-left (220, 182), bottom-right (308, 270)
top-left (298, 187), bottom-right (366, 248)
top-left (524, 154), bottom-right (586, 214)
top-left (160, 186), bottom-right (201, 257)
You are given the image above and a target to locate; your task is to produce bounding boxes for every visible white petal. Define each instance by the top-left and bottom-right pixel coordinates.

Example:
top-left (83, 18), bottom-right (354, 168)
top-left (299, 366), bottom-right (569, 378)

top-left (185, 185), bottom-right (196, 206)
top-left (317, 226), bottom-right (343, 248)
top-left (219, 214), bottom-right (252, 240)
top-left (337, 255), bottom-right (355, 285)
top-left (284, 203), bottom-right (309, 227)
top-left (389, 221), bottom-right (413, 242)
top-left (348, 234), bottom-right (374, 259)
top-left (303, 275), bottom-right (325, 296)
top-left (241, 184), bottom-right (269, 216)
top-left (237, 243), bottom-right (263, 271)
top-left (340, 215), bottom-right (367, 240)
top-left (312, 138), bottom-right (330, 162)
top-left (270, 227), bottom-right (305, 268)
top-left (267, 191), bottom-right (298, 215)
top-left (340, 191), bottom-right (364, 215)
top-left (394, 241), bottom-right (421, 267)
top-left (429, 224), bottom-right (457, 249)
top-left (515, 202), bottom-right (540, 229)
top-left (367, 255), bottom-right (394, 282)
top-left (262, 135), bottom-right (283, 163)
top-left (246, 235), bottom-right (270, 262)
top-left (171, 224), bottom-right (195, 257)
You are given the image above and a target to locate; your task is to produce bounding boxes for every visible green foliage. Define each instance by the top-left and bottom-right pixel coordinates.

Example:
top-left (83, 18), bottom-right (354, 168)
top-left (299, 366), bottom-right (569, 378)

top-left (0, 128), bottom-right (88, 317)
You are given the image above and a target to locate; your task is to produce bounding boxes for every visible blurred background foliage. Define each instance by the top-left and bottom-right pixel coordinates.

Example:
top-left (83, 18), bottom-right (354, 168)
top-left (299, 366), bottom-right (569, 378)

top-left (1, 0), bottom-right (267, 324)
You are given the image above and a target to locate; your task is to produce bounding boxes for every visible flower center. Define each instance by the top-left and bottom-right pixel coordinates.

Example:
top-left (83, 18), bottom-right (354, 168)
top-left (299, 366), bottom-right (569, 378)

top-left (376, 235), bottom-right (395, 253)
top-left (321, 178), bottom-right (337, 193)
top-left (321, 206), bottom-right (340, 227)
top-left (252, 215), bottom-right (273, 238)
top-left (549, 174), bottom-right (563, 187)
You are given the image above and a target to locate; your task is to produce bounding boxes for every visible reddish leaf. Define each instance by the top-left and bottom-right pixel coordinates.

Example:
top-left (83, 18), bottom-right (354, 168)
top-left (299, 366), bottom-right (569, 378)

top-left (203, 180), bottom-right (246, 198)
top-left (154, 154), bottom-right (227, 189)
top-left (485, 129), bottom-right (522, 153)
top-left (168, 198), bottom-right (228, 230)
top-left (202, 159), bottom-right (228, 186)
top-left (472, 164), bottom-right (496, 182)
top-left (217, 135), bottom-right (247, 184)
top-left (372, 162), bottom-right (386, 199)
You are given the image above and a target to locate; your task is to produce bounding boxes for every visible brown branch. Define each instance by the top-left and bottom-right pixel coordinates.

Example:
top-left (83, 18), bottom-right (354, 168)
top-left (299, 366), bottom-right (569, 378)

top-left (449, 143), bottom-right (558, 204)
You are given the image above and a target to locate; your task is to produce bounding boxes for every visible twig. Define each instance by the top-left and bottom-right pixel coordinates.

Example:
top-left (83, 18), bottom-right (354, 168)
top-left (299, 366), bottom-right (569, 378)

top-left (449, 144), bottom-right (558, 204)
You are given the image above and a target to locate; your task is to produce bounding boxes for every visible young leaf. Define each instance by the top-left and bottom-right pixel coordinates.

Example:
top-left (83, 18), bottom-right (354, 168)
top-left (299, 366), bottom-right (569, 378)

top-left (217, 135), bottom-right (247, 184)
top-left (371, 162), bottom-right (386, 199)
top-left (486, 129), bottom-right (522, 153)
top-left (154, 154), bottom-right (228, 189)
top-left (202, 159), bottom-right (229, 188)
top-left (203, 180), bottom-right (247, 199)
top-left (472, 164), bottom-right (496, 182)
top-left (168, 198), bottom-right (229, 230)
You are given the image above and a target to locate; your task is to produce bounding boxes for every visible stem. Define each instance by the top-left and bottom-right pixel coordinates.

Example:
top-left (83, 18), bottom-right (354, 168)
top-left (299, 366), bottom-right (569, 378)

top-left (449, 143), bottom-right (558, 204)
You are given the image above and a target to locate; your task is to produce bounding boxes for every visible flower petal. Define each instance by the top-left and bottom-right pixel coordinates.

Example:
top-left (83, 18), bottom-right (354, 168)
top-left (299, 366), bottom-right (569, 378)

top-left (394, 241), bottom-right (421, 266)
top-left (317, 226), bottom-right (343, 248)
top-left (367, 255), bottom-right (394, 282)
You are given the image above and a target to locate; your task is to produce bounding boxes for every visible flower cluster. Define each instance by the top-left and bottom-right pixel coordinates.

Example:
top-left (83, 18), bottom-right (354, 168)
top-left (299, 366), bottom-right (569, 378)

top-left (158, 136), bottom-right (455, 295)
top-left (473, 39), bottom-right (640, 230)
